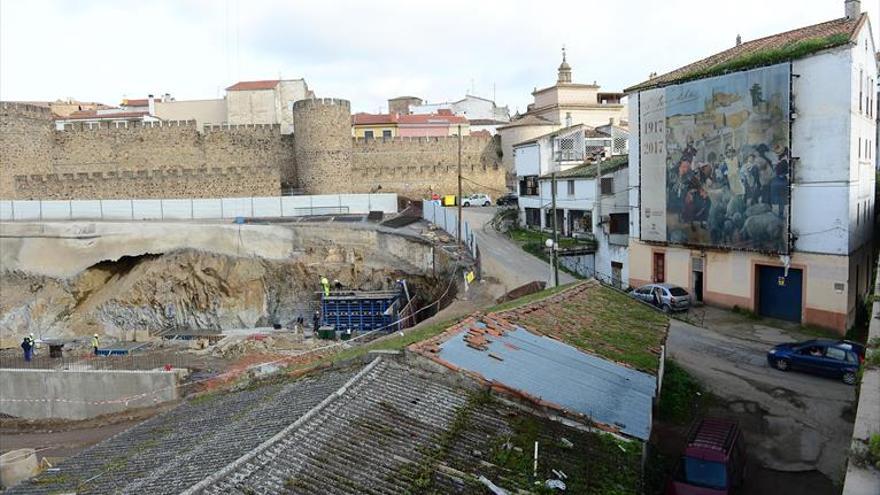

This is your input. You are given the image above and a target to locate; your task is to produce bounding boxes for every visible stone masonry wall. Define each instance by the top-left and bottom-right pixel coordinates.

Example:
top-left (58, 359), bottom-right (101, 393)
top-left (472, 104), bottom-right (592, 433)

top-left (1, 100), bottom-right (506, 201)
top-left (1, 103), bottom-right (289, 199)
top-left (293, 98), bottom-right (352, 194)
top-left (351, 135), bottom-right (506, 197)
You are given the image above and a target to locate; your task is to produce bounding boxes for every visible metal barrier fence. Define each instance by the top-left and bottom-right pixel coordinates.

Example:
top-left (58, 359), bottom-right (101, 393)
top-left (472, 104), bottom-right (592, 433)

top-left (0, 193), bottom-right (398, 222)
top-left (421, 200), bottom-right (478, 260)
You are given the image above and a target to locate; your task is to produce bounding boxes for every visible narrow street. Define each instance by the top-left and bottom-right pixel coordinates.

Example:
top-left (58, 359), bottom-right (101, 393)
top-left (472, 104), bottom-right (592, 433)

top-left (461, 207), bottom-right (576, 292)
top-left (668, 311), bottom-right (854, 491)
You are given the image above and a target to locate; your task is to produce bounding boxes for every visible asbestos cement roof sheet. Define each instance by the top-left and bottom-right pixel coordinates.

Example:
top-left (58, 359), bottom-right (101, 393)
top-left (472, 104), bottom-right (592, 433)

top-left (437, 325), bottom-right (656, 440)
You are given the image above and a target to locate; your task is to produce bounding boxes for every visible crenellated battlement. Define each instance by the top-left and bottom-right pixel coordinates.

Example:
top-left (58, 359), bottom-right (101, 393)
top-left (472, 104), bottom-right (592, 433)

top-left (293, 98), bottom-right (350, 111)
top-left (0, 101), bottom-right (54, 120)
top-left (56, 120), bottom-right (198, 132)
top-left (203, 123), bottom-right (281, 132)
top-left (2, 93), bottom-right (503, 200)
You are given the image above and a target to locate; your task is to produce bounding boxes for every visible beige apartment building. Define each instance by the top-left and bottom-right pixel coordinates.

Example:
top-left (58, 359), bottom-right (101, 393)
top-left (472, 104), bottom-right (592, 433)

top-left (498, 50), bottom-right (629, 174)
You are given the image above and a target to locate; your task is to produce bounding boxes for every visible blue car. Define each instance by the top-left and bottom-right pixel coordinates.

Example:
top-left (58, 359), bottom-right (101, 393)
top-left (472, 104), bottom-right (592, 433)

top-left (767, 339), bottom-right (865, 385)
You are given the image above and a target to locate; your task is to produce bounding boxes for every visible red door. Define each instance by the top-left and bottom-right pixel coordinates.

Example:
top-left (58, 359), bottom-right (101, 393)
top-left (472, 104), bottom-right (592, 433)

top-left (653, 252), bottom-right (665, 283)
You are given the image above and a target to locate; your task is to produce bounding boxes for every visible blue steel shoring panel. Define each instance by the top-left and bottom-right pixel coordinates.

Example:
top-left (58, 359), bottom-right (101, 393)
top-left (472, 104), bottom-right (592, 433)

top-left (437, 325), bottom-right (656, 440)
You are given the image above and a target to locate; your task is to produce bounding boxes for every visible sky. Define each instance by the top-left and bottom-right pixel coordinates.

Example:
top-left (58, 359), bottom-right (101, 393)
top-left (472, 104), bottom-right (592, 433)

top-left (1, 0), bottom-right (878, 114)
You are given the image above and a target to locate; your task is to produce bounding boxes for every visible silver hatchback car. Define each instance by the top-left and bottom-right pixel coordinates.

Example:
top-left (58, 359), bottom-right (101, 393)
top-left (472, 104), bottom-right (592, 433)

top-left (630, 283), bottom-right (691, 313)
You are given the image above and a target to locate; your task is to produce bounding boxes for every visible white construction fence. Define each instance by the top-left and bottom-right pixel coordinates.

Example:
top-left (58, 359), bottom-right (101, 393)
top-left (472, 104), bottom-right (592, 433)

top-left (0, 194), bottom-right (398, 222)
top-left (421, 200), bottom-right (479, 262)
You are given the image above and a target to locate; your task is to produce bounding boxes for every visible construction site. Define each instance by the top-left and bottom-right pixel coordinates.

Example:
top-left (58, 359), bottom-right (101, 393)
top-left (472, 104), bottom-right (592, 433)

top-left (0, 194), bottom-right (674, 494)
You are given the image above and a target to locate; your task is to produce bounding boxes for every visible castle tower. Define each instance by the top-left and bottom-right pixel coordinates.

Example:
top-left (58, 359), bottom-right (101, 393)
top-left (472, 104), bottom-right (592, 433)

top-left (292, 98), bottom-right (353, 194)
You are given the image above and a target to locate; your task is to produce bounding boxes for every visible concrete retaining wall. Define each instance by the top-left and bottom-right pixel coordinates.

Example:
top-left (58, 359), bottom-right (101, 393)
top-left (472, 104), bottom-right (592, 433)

top-left (0, 369), bottom-right (181, 420)
top-left (842, 261), bottom-right (880, 494)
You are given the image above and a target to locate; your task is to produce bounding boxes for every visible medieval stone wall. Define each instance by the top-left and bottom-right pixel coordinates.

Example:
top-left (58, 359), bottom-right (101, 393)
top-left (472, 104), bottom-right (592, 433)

top-left (1, 103), bottom-right (288, 199)
top-left (1, 100), bottom-right (505, 201)
top-left (351, 135), bottom-right (506, 196)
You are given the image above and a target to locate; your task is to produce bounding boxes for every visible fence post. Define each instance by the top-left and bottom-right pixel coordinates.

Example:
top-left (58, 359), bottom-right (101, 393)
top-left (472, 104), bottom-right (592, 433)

top-left (190, 199), bottom-right (194, 220)
top-left (39, 200), bottom-right (43, 221)
top-left (160, 199), bottom-right (165, 220)
top-left (250, 197), bottom-right (255, 218)
top-left (130, 199), bottom-right (134, 220)
top-left (68, 200), bottom-right (72, 220)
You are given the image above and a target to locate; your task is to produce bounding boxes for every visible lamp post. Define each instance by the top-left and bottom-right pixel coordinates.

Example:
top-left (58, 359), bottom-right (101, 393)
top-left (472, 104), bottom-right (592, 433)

top-left (545, 238), bottom-right (556, 287)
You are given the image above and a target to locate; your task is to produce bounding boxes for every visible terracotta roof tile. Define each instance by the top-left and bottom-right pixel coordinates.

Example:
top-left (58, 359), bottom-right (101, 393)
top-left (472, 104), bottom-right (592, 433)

top-left (626, 14), bottom-right (866, 93)
top-left (352, 112), bottom-right (399, 125)
top-left (398, 113), bottom-right (468, 125)
top-left (225, 80), bottom-right (280, 91)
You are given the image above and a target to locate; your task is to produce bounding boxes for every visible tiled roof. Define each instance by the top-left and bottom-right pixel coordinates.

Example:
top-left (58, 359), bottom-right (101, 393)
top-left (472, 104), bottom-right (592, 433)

top-left (498, 281), bottom-right (668, 374)
top-left (6, 369), bottom-right (356, 495)
top-left (352, 112), bottom-right (399, 125)
top-left (496, 113), bottom-right (556, 130)
top-left (121, 98), bottom-right (150, 107)
top-left (196, 357), bottom-right (640, 494)
top-left (62, 110), bottom-right (151, 120)
top-left (626, 14), bottom-right (866, 93)
top-left (470, 129), bottom-right (492, 138)
top-left (398, 113), bottom-right (468, 125)
top-left (9, 356), bottom-right (643, 494)
top-left (226, 80), bottom-right (280, 91)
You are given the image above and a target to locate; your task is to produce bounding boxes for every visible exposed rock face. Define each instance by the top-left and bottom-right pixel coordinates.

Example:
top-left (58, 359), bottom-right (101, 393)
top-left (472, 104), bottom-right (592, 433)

top-left (0, 248), bottom-right (432, 341)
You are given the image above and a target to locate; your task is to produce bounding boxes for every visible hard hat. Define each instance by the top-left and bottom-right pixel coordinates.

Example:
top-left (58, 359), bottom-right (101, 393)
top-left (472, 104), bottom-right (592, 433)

top-left (94, 333), bottom-right (98, 337)
top-left (29, 333), bottom-right (34, 337)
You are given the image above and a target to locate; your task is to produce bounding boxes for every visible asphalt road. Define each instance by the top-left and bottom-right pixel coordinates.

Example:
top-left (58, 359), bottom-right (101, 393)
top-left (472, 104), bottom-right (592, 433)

top-left (460, 207), bottom-right (575, 292)
top-left (668, 309), bottom-right (855, 487)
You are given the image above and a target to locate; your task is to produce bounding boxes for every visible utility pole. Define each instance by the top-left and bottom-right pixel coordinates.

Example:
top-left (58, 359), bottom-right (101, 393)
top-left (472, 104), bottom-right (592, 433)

top-left (457, 124), bottom-right (463, 245)
top-left (551, 172), bottom-right (559, 287)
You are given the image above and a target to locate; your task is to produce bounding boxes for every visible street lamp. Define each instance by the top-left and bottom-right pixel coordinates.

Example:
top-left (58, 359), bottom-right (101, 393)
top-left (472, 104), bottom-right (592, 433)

top-left (545, 238), bottom-right (556, 287)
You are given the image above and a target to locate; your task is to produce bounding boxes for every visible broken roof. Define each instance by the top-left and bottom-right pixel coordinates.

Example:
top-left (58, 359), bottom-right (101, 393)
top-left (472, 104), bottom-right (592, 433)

top-left (409, 281), bottom-right (668, 441)
top-left (626, 14), bottom-right (867, 93)
top-left (499, 281), bottom-right (668, 374)
top-left (432, 322), bottom-right (655, 440)
top-left (8, 356), bottom-right (642, 494)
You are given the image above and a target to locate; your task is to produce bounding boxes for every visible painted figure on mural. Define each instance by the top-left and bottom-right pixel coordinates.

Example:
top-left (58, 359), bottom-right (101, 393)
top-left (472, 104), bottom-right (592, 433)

top-left (661, 64), bottom-right (790, 252)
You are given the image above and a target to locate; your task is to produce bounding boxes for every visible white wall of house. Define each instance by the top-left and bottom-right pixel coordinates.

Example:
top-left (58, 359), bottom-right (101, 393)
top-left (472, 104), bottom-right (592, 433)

top-left (626, 20), bottom-right (877, 330)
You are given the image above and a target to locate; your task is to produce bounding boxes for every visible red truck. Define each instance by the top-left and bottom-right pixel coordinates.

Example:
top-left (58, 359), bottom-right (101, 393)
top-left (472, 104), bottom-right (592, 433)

top-left (666, 418), bottom-right (746, 495)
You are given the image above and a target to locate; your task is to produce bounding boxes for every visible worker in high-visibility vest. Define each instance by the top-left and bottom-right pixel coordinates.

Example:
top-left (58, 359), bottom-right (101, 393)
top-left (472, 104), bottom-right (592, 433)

top-left (91, 334), bottom-right (100, 356)
top-left (320, 276), bottom-right (330, 297)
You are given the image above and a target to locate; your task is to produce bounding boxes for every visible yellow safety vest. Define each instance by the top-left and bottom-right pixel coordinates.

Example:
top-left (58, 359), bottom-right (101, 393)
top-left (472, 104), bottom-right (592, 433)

top-left (91, 337), bottom-right (99, 348)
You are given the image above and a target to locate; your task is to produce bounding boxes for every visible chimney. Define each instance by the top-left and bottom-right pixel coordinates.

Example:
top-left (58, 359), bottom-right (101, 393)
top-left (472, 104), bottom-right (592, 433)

top-left (845, 0), bottom-right (860, 20)
top-left (147, 94), bottom-right (155, 115)
top-left (736, 34), bottom-right (742, 46)
top-left (565, 112), bottom-right (572, 128)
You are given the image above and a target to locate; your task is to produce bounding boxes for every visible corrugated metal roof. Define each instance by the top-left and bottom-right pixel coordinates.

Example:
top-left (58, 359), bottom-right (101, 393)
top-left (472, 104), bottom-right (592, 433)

top-left (437, 324), bottom-right (656, 440)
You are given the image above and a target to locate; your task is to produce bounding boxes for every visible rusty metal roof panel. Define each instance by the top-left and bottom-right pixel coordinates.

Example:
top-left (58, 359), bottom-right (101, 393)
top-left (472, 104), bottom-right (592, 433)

top-left (437, 325), bottom-right (656, 440)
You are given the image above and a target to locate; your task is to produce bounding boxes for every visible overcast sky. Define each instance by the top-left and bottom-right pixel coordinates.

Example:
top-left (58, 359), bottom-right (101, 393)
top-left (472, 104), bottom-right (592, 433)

top-left (1, 0), bottom-right (878, 114)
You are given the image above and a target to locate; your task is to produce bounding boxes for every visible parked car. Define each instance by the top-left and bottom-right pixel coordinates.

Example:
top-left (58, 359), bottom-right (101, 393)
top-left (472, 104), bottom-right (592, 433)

top-left (767, 339), bottom-right (865, 385)
top-left (666, 418), bottom-right (746, 495)
top-left (462, 194), bottom-right (492, 207)
top-left (630, 283), bottom-right (691, 313)
top-left (495, 193), bottom-right (518, 207)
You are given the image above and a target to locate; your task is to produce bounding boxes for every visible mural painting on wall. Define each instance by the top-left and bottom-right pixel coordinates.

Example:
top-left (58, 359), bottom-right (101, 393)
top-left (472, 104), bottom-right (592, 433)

top-left (640, 63), bottom-right (791, 253)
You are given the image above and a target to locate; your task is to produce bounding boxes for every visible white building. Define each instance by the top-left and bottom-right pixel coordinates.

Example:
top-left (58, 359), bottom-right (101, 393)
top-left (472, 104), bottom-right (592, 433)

top-left (514, 124), bottom-right (630, 286)
top-left (626, 0), bottom-right (876, 332)
top-left (498, 50), bottom-right (629, 175)
top-left (410, 95), bottom-right (510, 133)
